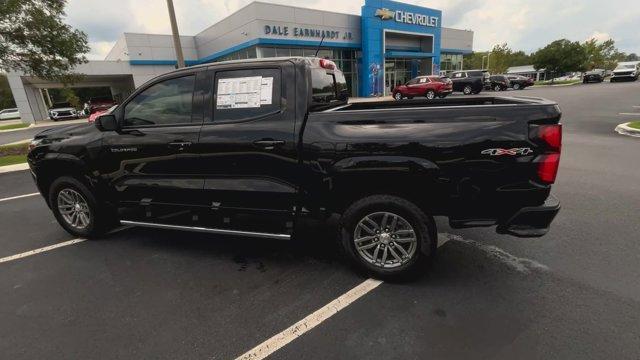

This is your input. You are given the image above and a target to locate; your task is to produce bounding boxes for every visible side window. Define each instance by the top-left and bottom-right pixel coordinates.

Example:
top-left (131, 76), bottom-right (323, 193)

top-left (124, 75), bottom-right (195, 127)
top-left (407, 78), bottom-right (418, 85)
top-left (213, 68), bottom-right (281, 122)
top-left (418, 78), bottom-right (428, 83)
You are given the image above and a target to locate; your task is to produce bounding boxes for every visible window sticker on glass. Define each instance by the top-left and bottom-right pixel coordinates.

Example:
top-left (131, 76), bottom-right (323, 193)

top-left (217, 76), bottom-right (273, 109)
top-left (217, 76), bottom-right (262, 109)
top-left (260, 77), bottom-right (273, 105)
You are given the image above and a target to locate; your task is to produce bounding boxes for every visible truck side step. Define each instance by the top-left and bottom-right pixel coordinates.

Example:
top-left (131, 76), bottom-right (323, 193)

top-left (119, 220), bottom-right (291, 240)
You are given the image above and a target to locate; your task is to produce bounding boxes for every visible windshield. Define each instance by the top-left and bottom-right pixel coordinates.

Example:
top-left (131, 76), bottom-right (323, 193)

top-left (51, 102), bottom-right (72, 108)
top-left (616, 64), bottom-right (636, 70)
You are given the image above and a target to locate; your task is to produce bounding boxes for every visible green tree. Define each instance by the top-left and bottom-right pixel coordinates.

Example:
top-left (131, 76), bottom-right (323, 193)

top-left (533, 39), bottom-right (587, 82)
top-left (464, 45), bottom-right (532, 73)
top-left (0, 0), bottom-right (89, 82)
top-left (463, 51), bottom-right (488, 70)
top-left (583, 38), bottom-right (623, 71)
top-left (625, 53), bottom-right (639, 61)
top-left (0, 74), bottom-right (17, 109)
top-left (487, 43), bottom-right (512, 74)
top-left (59, 87), bottom-right (80, 108)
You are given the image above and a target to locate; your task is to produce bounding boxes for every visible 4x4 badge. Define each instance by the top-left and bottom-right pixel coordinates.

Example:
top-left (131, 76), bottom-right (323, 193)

top-left (481, 147), bottom-right (533, 156)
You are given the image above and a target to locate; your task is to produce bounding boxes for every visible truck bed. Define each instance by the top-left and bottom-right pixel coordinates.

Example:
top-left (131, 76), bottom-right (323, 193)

top-left (327, 96), bottom-right (558, 112)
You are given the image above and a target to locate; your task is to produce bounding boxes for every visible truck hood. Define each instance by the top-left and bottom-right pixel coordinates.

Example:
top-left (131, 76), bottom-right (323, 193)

top-left (613, 68), bottom-right (635, 74)
top-left (33, 123), bottom-right (96, 141)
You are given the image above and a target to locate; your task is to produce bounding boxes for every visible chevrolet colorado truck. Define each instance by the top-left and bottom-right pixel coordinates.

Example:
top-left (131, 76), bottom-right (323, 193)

top-left (28, 57), bottom-right (562, 277)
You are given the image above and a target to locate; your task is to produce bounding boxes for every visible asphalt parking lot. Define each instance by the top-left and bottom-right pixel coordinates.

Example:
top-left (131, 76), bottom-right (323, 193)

top-left (1, 80), bottom-right (640, 359)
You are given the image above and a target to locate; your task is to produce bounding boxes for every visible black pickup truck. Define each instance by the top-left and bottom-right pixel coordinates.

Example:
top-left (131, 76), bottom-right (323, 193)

top-left (28, 57), bottom-right (562, 277)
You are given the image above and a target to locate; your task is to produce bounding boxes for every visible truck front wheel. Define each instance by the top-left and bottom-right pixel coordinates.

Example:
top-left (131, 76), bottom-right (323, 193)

top-left (49, 176), bottom-right (115, 238)
top-left (463, 85), bottom-right (473, 95)
top-left (338, 195), bottom-right (436, 279)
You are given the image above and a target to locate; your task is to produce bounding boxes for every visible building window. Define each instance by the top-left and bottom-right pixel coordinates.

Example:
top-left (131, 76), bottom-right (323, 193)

top-left (440, 53), bottom-right (463, 72)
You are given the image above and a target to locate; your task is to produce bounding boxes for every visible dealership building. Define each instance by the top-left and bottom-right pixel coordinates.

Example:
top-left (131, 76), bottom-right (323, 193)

top-left (8, 0), bottom-right (473, 123)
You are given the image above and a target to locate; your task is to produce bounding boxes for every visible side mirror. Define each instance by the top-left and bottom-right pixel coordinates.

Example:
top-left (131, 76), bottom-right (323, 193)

top-left (95, 114), bottom-right (118, 131)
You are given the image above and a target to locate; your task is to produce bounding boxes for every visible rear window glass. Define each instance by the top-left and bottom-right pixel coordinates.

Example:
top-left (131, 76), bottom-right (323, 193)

top-left (311, 68), bottom-right (336, 102)
top-left (429, 76), bottom-right (446, 83)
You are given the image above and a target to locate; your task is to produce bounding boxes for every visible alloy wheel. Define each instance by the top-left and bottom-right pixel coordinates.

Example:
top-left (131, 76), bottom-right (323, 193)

top-left (57, 188), bottom-right (91, 230)
top-left (353, 211), bottom-right (417, 269)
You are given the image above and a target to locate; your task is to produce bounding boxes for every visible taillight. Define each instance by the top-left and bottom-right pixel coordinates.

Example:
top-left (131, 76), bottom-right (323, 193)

top-left (536, 153), bottom-right (560, 183)
top-left (530, 124), bottom-right (562, 184)
top-left (319, 59), bottom-right (336, 70)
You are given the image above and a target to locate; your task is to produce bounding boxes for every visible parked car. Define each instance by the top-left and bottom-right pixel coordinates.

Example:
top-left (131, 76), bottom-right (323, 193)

top-left (485, 75), bottom-right (510, 91)
top-left (0, 108), bottom-right (20, 120)
top-left (583, 69), bottom-right (605, 83)
top-left (449, 70), bottom-right (485, 95)
top-left (48, 102), bottom-right (79, 121)
top-left (88, 105), bottom-right (117, 123)
top-left (392, 75), bottom-right (453, 100)
top-left (610, 61), bottom-right (639, 82)
top-left (88, 97), bottom-right (117, 114)
top-left (28, 57), bottom-right (562, 278)
top-left (507, 75), bottom-right (535, 90)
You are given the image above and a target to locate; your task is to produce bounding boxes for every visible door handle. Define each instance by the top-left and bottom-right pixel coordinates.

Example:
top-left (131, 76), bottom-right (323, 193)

top-left (253, 139), bottom-right (285, 150)
top-left (168, 141), bottom-right (192, 150)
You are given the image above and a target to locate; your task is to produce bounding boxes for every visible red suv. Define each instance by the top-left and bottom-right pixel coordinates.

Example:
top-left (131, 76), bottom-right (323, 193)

top-left (392, 76), bottom-right (453, 100)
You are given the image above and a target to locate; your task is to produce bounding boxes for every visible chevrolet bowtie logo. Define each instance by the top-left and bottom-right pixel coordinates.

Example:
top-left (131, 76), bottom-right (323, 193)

top-left (375, 8), bottom-right (395, 20)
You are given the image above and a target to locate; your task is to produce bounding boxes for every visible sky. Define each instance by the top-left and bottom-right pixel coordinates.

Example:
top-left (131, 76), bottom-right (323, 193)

top-left (64, 0), bottom-right (640, 60)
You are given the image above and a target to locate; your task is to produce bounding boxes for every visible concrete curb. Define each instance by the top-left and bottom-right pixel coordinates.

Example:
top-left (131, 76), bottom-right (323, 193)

top-left (531, 82), bottom-right (581, 88)
top-left (0, 162), bottom-right (29, 174)
top-left (615, 122), bottom-right (640, 138)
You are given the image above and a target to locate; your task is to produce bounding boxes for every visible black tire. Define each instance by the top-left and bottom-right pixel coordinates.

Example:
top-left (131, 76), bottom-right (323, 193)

top-left (463, 85), bottom-right (473, 95)
top-left (425, 90), bottom-right (436, 100)
top-left (493, 84), bottom-right (502, 91)
top-left (513, 83), bottom-right (521, 90)
top-left (338, 195), bottom-right (436, 279)
top-left (393, 92), bottom-right (403, 101)
top-left (49, 176), bottom-right (115, 238)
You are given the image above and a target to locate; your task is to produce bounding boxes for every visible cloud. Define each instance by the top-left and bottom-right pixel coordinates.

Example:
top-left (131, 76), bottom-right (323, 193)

top-left (586, 31), bottom-right (612, 43)
top-left (63, 0), bottom-right (640, 59)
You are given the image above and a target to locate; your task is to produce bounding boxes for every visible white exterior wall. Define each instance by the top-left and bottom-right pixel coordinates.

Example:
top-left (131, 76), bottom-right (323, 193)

top-left (124, 33), bottom-right (198, 62)
top-left (194, 2), bottom-right (361, 60)
top-left (441, 27), bottom-right (473, 52)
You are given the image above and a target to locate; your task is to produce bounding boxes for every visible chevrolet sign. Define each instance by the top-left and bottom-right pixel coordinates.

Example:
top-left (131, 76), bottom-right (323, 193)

top-left (375, 8), bottom-right (439, 27)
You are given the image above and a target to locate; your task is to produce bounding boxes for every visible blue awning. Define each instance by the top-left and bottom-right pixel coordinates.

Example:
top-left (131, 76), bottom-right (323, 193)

top-left (384, 51), bottom-right (434, 58)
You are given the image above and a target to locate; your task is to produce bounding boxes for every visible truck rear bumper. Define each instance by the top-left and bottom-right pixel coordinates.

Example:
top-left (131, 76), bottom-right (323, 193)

top-left (496, 195), bottom-right (560, 238)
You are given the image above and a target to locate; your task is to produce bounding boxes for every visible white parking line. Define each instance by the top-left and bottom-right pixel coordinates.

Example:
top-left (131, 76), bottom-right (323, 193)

top-left (235, 235), bottom-right (453, 359)
top-left (0, 238), bottom-right (86, 264)
top-left (618, 113), bottom-right (640, 116)
top-left (0, 192), bottom-right (39, 203)
top-left (235, 278), bottom-right (383, 360)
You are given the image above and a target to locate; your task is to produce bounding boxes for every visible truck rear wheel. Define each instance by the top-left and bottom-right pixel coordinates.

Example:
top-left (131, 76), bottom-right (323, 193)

top-left (338, 195), bottom-right (436, 279)
top-left (49, 176), bottom-right (115, 238)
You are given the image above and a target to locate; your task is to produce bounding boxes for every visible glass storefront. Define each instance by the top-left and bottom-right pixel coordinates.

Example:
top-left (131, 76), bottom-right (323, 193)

top-left (440, 53), bottom-right (463, 72)
top-left (384, 58), bottom-right (412, 95)
top-left (211, 46), bottom-right (360, 97)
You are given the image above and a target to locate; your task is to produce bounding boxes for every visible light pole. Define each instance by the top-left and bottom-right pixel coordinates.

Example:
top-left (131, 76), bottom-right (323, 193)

top-left (482, 53), bottom-right (491, 71)
top-left (166, 0), bottom-right (185, 68)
